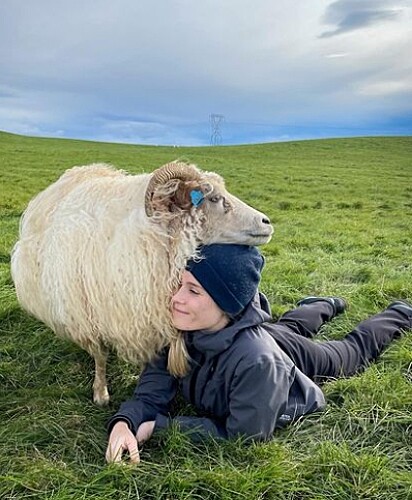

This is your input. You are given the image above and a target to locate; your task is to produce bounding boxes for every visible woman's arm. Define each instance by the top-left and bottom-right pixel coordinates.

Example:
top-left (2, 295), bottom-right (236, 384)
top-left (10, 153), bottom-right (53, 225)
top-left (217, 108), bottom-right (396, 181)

top-left (107, 348), bottom-right (178, 436)
top-left (155, 352), bottom-right (291, 442)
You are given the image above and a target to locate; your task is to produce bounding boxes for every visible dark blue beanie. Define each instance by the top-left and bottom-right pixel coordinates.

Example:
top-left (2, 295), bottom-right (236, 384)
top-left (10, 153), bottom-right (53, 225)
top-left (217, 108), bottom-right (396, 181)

top-left (186, 244), bottom-right (265, 317)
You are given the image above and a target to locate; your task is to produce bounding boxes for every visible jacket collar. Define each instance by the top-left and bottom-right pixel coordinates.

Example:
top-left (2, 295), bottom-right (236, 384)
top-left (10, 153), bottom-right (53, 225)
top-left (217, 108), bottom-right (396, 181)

top-left (185, 292), bottom-right (272, 357)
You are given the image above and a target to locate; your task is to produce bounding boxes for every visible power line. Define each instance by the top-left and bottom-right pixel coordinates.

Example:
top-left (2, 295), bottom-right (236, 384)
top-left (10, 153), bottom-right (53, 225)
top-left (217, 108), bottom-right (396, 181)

top-left (210, 114), bottom-right (224, 145)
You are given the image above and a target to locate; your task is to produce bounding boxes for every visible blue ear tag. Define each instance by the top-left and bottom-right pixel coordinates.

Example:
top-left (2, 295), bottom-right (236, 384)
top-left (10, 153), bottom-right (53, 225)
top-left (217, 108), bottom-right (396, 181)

top-left (190, 189), bottom-right (204, 208)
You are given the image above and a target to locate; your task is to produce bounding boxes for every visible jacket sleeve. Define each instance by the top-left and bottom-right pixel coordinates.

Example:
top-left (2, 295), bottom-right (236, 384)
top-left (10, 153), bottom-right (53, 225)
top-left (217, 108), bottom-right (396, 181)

top-left (155, 352), bottom-right (292, 442)
top-left (107, 349), bottom-right (178, 435)
top-left (155, 413), bottom-right (228, 441)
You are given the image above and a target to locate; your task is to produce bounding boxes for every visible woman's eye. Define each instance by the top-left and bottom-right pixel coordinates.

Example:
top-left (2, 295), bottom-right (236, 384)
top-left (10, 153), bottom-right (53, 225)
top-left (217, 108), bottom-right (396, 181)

top-left (190, 288), bottom-right (200, 295)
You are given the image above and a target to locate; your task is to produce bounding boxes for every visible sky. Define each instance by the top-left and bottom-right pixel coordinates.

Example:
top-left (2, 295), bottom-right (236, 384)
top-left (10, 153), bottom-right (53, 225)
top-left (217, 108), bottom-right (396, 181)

top-left (1, 0), bottom-right (411, 146)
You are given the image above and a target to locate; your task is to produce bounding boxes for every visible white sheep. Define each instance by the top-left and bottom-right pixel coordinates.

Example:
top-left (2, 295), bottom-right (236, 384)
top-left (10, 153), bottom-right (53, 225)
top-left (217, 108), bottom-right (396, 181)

top-left (11, 161), bottom-right (273, 404)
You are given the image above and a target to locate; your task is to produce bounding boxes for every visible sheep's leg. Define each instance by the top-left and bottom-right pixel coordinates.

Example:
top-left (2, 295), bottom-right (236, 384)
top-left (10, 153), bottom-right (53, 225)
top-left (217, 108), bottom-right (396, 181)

top-left (81, 341), bottom-right (110, 406)
top-left (92, 347), bottom-right (110, 406)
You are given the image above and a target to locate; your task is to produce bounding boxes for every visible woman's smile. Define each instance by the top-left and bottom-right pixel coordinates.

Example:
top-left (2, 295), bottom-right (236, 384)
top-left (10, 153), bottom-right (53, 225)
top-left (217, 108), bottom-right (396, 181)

top-left (172, 306), bottom-right (190, 316)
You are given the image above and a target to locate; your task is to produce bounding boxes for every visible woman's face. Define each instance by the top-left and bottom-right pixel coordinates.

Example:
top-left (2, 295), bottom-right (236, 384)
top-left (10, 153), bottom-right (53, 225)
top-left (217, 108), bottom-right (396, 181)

top-left (171, 271), bottom-right (229, 332)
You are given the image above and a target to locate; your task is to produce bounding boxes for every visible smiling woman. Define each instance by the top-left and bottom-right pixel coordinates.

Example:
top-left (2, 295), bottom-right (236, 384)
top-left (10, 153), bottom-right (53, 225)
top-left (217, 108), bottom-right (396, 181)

top-left (106, 243), bottom-right (412, 463)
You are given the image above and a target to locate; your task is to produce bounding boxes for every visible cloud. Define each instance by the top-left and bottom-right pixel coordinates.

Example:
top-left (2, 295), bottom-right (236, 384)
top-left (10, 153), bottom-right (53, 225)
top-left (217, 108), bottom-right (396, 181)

top-left (93, 116), bottom-right (210, 146)
top-left (325, 53), bottom-right (349, 58)
top-left (357, 79), bottom-right (412, 96)
top-left (320, 0), bottom-right (406, 38)
top-left (0, 0), bottom-right (411, 145)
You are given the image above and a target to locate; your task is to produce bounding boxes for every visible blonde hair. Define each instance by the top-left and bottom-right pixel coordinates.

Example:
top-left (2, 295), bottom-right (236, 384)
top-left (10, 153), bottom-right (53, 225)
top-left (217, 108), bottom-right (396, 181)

top-left (167, 333), bottom-right (190, 377)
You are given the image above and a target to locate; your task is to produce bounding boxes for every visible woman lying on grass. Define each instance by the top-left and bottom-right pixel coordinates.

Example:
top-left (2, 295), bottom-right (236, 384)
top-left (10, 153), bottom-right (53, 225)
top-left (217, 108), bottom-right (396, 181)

top-left (106, 244), bottom-right (412, 463)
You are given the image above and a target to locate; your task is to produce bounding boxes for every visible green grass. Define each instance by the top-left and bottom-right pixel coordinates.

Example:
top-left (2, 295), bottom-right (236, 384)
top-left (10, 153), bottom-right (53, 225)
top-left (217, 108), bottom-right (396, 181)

top-left (1, 131), bottom-right (411, 499)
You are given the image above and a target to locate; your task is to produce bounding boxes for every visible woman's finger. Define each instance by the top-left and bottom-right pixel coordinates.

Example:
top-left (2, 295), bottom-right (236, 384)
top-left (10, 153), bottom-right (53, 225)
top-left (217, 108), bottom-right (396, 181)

top-left (127, 438), bottom-right (140, 463)
top-left (106, 437), bottom-right (125, 463)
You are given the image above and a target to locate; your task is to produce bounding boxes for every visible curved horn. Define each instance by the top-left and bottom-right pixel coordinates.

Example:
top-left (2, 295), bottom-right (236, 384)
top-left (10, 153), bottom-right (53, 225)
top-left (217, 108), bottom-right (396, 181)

top-left (145, 162), bottom-right (202, 216)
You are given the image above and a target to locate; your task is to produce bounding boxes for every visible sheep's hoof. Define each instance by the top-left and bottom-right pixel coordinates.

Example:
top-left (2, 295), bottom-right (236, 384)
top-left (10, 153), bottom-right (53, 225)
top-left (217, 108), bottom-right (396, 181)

top-left (93, 387), bottom-right (110, 406)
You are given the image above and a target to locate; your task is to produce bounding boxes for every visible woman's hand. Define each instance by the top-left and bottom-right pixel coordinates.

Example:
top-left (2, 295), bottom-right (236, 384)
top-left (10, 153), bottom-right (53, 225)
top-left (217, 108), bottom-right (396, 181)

top-left (106, 421), bottom-right (140, 463)
top-left (136, 420), bottom-right (155, 445)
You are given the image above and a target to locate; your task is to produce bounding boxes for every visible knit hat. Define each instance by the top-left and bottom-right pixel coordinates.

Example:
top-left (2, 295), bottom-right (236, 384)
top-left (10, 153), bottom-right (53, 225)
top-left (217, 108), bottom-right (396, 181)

top-left (186, 244), bottom-right (265, 317)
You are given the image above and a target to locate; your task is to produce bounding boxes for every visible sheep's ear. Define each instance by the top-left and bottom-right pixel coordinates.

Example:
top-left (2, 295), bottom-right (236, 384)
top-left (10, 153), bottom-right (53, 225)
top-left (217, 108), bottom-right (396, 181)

top-left (172, 180), bottom-right (204, 211)
top-left (149, 180), bottom-right (206, 214)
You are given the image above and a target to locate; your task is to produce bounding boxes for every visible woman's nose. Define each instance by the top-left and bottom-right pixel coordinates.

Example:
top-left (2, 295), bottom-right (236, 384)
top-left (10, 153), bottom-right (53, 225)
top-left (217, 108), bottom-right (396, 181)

top-left (172, 286), bottom-right (184, 303)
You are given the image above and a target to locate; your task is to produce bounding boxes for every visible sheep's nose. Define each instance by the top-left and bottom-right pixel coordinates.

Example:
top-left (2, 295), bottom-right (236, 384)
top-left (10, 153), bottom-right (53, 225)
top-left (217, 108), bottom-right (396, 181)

top-left (262, 217), bottom-right (271, 225)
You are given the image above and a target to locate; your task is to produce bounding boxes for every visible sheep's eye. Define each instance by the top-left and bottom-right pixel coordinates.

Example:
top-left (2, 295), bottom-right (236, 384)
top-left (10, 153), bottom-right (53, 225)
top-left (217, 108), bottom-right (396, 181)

top-left (209, 195), bottom-right (221, 203)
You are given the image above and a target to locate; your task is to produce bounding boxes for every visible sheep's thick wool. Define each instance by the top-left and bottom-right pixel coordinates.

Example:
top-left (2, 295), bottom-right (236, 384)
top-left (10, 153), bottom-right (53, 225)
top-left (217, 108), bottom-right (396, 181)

top-left (186, 244), bottom-right (265, 317)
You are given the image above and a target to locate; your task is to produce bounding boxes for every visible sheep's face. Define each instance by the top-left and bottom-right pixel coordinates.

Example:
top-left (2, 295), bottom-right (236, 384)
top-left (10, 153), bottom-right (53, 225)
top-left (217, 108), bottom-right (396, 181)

top-left (147, 164), bottom-right (273, 246)
top-left (197, 173), bottom-right (273, 246)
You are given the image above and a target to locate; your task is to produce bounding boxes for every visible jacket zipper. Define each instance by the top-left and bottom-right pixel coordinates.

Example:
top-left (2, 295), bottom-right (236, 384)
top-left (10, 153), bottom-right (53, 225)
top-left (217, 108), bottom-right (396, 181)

top-left (189, 355), bottom-right (220, 408)
top-left (189, 354), bottom-right (204, 404)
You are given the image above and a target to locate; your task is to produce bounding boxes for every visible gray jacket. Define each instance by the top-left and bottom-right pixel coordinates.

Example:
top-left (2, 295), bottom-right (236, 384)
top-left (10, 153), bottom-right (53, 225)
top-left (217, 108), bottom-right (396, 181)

top-left (108, 293), bottom-right (326, 441)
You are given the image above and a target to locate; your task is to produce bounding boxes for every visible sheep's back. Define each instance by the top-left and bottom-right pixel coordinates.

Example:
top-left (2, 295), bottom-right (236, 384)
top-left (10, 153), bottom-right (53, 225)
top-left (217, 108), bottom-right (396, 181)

top-left (12, 164), bottom-right (176, 363)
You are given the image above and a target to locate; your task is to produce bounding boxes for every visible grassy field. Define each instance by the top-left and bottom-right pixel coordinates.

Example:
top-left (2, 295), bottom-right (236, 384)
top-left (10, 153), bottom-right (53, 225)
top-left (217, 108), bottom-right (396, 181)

top-left (1, 131), bottom-right (411, 499)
